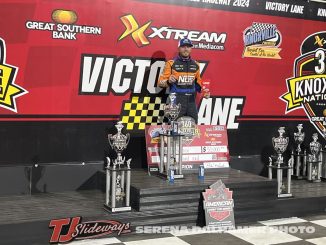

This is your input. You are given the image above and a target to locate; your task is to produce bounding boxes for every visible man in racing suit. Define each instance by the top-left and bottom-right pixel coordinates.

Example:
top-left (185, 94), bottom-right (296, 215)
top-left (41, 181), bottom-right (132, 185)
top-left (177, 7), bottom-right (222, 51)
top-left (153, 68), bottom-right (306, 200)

top-left (157, 38), bottom-right (209, 123)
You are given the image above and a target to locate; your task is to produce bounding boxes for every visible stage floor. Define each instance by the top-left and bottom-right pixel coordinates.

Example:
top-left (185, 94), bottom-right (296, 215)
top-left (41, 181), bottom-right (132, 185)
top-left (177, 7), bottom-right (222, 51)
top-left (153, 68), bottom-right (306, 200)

top-left (0, 168), bottom-right (326, 244)
top-left (0, 168), bottom-right (272, 225)
top-left (0, 169), bottom-right (325, 226)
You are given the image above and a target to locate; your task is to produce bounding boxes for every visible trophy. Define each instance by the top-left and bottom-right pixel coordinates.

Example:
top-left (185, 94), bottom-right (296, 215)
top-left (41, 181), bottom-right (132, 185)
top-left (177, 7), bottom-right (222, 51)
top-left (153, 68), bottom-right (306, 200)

top-left (269, 127), bottom-right (293, 198)
top-left (272, 127), bottom-right (289, 167)
top-left (164, 93), bottom-right (181, 135)
top-left (307, 133), bottom-right (322, 182)
top-left (158, 93), bottom-right (184, 180)
top-left (104, 121), bottom-right (132, 212)
top-left (294, 124), bottom-right (305, 154)
top-left (108, 122), bottom-right (130, 169)
top-left (321, 128), bottom-right (326, 180)
top-left (292, 124), bottom-right (307, 179)
top-left (309, 133), bottom-right (321, 162)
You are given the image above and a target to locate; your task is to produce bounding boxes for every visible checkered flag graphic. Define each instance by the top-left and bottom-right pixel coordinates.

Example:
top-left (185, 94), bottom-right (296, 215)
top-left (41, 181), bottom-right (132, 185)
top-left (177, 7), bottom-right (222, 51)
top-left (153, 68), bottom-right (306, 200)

top-left (250, 22), bottom-right (276, 34)
top-left (120, 96), bottom-right (166, 130)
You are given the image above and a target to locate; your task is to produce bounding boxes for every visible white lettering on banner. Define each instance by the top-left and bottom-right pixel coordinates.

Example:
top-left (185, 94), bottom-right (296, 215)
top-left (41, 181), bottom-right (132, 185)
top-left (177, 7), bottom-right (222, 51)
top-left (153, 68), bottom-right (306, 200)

top-left (317, 8), bottom-right (326, 17)
top-left (204, 162), bottom-right (230, 168)
top-left (202, 146), bottom-right (227, 153)
top-left (198, 97), bottom-right (244, 129)
top-left (290, 5), bottom-right (304, 14)
top-left (183, 146), bottom-right (202, 154)
top-left (26, 21), bottom-right (55, 31)
top-left (151, 154), bottom-right (218, 163)
top-left (201, 0), bottom-right (231, 6)
top-left (148, 26), bottom-right (227, 44)
top-left (265, 2), bottom-right (304, 14)
top-left (25, 20), bottom-right (101, 40)
top-left (111, 59), bottom-right (133, 94)
top-left (265, 2), bottom-right (290, 12)
top-left (148, 147), bottom-right (159, 153)
top-left (52, 31), bottom-right (76, 40)
top-left (205, 200), bottom-right (233, 207)
top-left (79, 54), bottom-right (208, 95)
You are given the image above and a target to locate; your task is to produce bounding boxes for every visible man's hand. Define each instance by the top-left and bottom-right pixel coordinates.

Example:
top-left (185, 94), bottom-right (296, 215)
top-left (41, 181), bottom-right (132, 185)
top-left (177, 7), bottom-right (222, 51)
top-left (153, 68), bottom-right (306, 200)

top-left (169, 75), bottom-right (177, 83)
top-left (203, 88), bottom-right (210, 99)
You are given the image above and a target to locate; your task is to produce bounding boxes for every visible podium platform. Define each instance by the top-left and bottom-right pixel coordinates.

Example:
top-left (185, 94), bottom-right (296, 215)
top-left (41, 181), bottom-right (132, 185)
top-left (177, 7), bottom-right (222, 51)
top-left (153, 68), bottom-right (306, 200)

top-left (1, 168), bottom-right (326, 244)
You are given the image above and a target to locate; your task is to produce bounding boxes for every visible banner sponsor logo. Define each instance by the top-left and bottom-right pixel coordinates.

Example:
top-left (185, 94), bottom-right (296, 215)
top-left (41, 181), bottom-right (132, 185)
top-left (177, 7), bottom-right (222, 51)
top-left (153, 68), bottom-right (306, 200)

top-left (0, 38), bottom-right (27, 113)
top-left (203, 180), bottom-right (235, 228)
top-left (242, 22), bottom-right (282, 59)
top-left (281, 31), bottom-right (326, 136)
top-left (49, 216), bottom-right (131, 243)
top-left (26, 9), bottom-right (102, 40)
top-left (118, 14), bottom-right (227, 50)
top-left (178, 116), bottom-right (200, 145)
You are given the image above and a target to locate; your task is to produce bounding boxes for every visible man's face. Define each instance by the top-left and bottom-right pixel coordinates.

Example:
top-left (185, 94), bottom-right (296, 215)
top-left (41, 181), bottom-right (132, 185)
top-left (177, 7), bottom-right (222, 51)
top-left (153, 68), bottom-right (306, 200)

top-left (178, 45), bottom-right (192, 57)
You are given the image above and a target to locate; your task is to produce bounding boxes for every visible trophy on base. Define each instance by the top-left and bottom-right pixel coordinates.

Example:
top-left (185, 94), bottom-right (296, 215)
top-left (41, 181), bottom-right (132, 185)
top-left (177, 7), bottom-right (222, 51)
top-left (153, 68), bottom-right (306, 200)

top-left (272, 127), bottom-right (289, 167)
top-left (268, 127), bottom-right (293, 198)
top-left (158, 93), bottom-right (184, 180)
top-left (104, 121), bottom-right (132, 212)
top-left (321, 128), bottom-right (326, 181)
top-left (292, 124), bottom-right (307, 179)
top-left (307, 133), bottom-right (322, 182)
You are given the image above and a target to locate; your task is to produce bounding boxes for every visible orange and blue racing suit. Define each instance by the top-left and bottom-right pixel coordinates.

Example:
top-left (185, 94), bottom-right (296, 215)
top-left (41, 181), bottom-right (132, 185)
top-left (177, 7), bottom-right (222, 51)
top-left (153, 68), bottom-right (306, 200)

top-left (158, 55), bottom-right (202, 123)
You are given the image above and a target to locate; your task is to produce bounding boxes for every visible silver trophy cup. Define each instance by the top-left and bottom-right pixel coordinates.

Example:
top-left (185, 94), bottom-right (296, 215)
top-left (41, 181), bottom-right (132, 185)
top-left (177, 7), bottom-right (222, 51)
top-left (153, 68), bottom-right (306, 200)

top-left (272, 127), bottom-right (289, 166)
top-left (310, 133), bottom-right (321, 163)
top-left (108, 122), bottom-right (130, 169)
top-left (164, 93), bottom-right (181, 133)
top-left (294, 124), bottom-right (305, 154)
top-left (307, 133), bottom-right (322, 182)
top-left (105, 121), bottom-right (132, 212)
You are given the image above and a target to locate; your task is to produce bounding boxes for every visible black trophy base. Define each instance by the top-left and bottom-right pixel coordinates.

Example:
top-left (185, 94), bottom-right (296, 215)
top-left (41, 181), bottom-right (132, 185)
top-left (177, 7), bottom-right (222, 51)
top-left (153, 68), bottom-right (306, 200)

top-left (308, 179), bottom-right (322, 183)
top-left (157, 172), bottom-right (184, 180)
top-left (292, 175), bottom-right (305, 180)
top-left (103, 204), bottom-right (131, 213)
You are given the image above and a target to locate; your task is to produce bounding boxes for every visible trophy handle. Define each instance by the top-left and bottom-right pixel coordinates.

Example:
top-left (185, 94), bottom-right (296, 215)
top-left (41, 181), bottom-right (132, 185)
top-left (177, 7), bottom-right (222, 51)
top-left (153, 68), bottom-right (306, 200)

top-left (268, 157), bottom-right (272, 166)
top-left (108, 134), bottom-right (113, 148)
top-left (126, 158), bottom-right (132, 169)
top-left (126, 133), bottom-right (130, 146)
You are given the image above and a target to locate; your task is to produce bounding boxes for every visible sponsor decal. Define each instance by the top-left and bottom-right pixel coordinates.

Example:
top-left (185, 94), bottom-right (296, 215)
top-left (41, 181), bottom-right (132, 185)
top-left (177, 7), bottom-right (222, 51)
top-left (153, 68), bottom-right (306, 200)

top-left (26, 9), bottom-right (102, 40)
top-left (49, 216), bottom-right (131, 243)
top-left (209, 210), bottom-right (231, 221)
top-left (281, 31), bottom-right (326, 136)
top-left (178, 116), bottom-right (200, 145)
top-left (118, 14), bottom-right (227, 50)
top-left (242, 22), bottom-right (282, 59)
top-left (0, 38), bottom-right (27, 112)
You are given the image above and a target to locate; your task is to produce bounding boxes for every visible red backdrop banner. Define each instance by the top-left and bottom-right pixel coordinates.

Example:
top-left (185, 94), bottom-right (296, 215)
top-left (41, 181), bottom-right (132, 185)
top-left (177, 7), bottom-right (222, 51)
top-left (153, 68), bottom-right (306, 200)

top-left (0, 0), bottom-right (325, 122)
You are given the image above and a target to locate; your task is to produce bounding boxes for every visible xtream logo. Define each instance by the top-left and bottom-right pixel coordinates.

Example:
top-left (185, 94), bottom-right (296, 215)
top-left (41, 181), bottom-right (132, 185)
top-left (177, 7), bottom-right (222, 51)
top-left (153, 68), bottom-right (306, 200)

top-left (118, 14), bottom-right (227, 51)
top-left (79, 54), bottom-right (244, 129)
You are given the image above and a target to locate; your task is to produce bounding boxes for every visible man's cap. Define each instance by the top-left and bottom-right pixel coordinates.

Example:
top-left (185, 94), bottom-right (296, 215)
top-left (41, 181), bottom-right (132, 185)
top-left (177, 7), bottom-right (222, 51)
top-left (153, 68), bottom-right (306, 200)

top-left (178, 38), bottom-right (193, 47)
